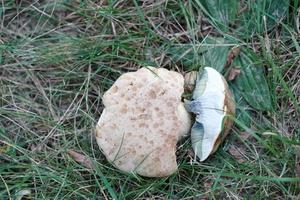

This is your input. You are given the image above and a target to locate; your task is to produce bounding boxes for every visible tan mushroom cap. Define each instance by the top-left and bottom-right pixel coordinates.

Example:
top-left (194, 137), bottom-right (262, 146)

top-left (95, 67), bottom-right (191, 177)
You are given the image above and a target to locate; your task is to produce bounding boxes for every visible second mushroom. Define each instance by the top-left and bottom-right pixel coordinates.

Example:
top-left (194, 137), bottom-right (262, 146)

top-left (185, 67), bottom-right (236, 161)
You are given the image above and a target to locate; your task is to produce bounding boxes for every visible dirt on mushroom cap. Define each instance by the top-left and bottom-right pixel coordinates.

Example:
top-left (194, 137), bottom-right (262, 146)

top-left (95, 67), bottom-right (191, 177)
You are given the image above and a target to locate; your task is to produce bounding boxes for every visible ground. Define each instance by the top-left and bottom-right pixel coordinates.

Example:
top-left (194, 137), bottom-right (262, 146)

top-left (0, 0), bottom-right (300, 199)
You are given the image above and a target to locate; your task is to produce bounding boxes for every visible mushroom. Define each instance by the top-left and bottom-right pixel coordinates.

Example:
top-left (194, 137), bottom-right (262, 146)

top-left (185, 67), bottom-right (235, 161)
top-left (95, 67), bottom-right (191, 177)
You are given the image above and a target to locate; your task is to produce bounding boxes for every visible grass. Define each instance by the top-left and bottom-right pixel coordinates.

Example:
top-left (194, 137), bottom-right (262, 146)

top-left (0, 0), bottom-right (300, 199)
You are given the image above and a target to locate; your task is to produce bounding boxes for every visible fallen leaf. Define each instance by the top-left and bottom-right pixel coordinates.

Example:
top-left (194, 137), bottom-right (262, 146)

top-left (228, 68), bottom-right (241, 81)
top-left (228, 145), bottom-right (246, 163)
top-left (68, 150), bottom-right (93, 169)
top-left (225, 46), bottom-right (241, 69)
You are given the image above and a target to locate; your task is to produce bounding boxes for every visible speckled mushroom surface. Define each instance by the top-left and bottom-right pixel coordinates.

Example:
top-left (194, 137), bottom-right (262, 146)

top-left (95, 67), bottom-right (191, 177)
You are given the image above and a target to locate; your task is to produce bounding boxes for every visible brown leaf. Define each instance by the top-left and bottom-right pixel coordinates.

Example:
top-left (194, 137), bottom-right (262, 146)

top-left (228, 68), bottom-right (241, 81)
top-left (68, 150), bottom-right (93, 169)
top-left (225, 46), bottom-right (241, 69)
top-left (228, 146), bottom-right (246, 163)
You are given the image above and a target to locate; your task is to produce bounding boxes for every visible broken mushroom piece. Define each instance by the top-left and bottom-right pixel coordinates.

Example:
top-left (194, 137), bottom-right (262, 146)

top-left (95, 67), bottom-right (191, 177)
top-left (185, 67), bottom-right (235, 161)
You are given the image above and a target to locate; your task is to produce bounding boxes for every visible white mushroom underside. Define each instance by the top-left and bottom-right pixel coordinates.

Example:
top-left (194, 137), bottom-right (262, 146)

top-left (192, 67), bottom-right (226, 161)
